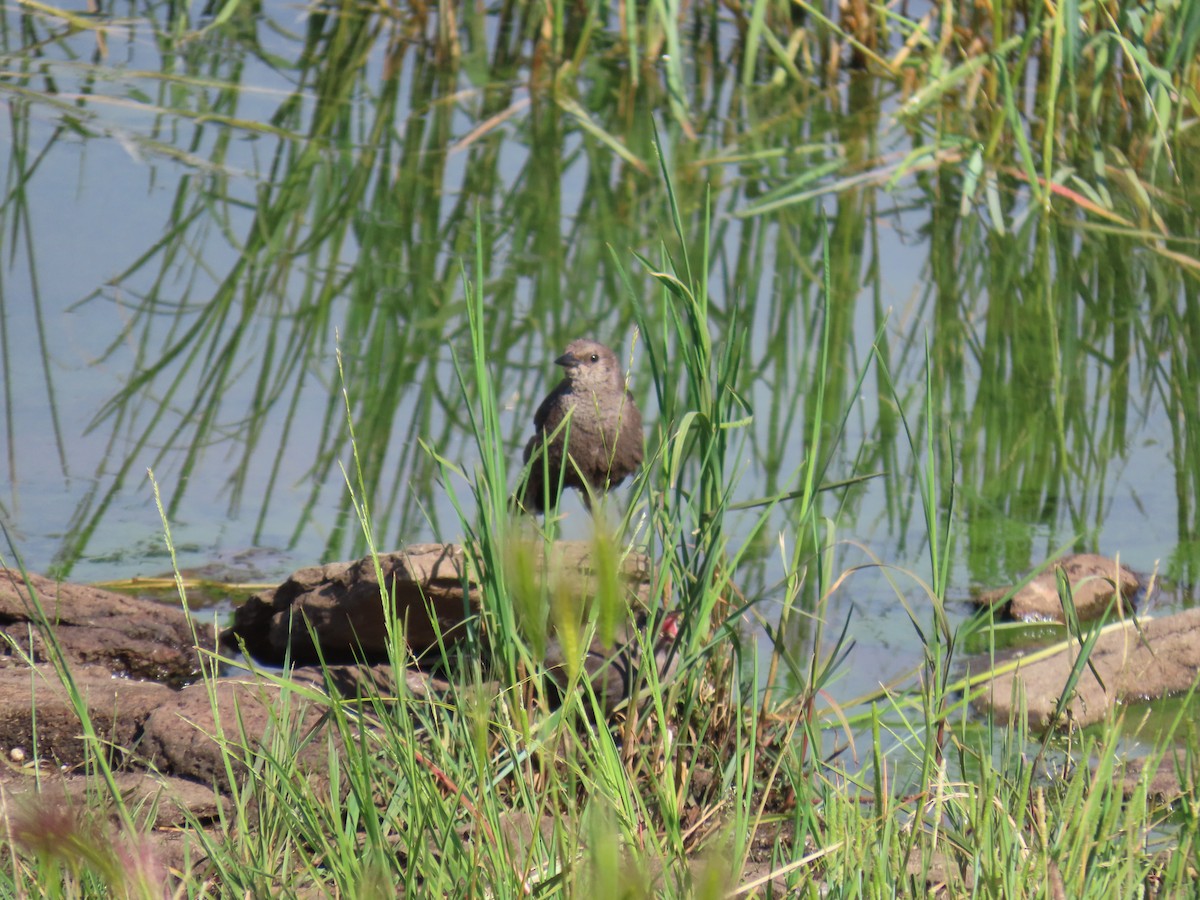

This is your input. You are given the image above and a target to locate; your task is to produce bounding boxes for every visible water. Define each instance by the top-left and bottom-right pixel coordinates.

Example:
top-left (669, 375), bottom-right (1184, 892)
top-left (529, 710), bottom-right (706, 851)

top-left (1, 1), bottom-right (1197, 708)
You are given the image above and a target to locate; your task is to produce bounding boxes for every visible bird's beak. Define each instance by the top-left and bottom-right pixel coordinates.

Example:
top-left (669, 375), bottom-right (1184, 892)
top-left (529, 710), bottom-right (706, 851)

top-left (555, 351), bottom-right (580, 368)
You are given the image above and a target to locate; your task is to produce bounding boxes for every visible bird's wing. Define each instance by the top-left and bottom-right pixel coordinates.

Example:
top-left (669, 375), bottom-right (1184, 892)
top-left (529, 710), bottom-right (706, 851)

top-left (532, 379), bottom-right (570, 433)
top-left (618, 391), bottom-right (645, 469)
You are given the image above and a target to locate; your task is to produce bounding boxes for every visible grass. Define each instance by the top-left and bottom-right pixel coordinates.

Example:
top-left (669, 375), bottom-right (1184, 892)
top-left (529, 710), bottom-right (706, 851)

top-left (1, 0), bottom-right (1200, 894)
top-left (3, 173), bottom-right (1199, 897)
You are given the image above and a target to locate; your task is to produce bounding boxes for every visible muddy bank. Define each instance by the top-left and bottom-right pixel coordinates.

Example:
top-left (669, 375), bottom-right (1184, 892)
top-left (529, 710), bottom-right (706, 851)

top-left (0, 551), bottom-right (663, 788)
top-left (0, 553), bottom-right (682, 887)
top-left (1, 554), bottom-right (1195, 887)
top-left (979, 608), bottom-right (1200, 731)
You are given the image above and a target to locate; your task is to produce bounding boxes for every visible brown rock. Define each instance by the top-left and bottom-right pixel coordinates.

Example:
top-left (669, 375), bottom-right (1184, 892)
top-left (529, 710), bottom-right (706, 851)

top-left (221, 546), bottom-right (477, 666)
top-left (495, 809), bottom-right (557, 859)
top-left (515, 339), bottom-right (644, 514)
top-left (0, 660), bottom-right (455, 796)
top-left (0, 769), bottom-right (225, 829)
top-left (973, 554), bottom-right (1139, 622)
top-left (300, 663), bottom-right (455, 700)
top-left (139, 678), bottom-right (330, 788)
top-left (0, 568), bottom-right (206, 683)
top-left (223, 542), bottom-right (654, 667)
top-left (137, 667), bottom-right (462, 791)
top-left (905, 846), bottom-right (975, 894)
top-left (0, 665), bottom-right (172, 768)
top-left (0, 769), bottom-right (221, 889)
top-left (981, 608), bottom-right (1200, 730)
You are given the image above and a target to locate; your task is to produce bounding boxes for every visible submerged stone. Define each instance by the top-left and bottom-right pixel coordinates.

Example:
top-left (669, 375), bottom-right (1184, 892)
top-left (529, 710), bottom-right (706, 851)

top-left (972, 554), bottom-right (1140, 623)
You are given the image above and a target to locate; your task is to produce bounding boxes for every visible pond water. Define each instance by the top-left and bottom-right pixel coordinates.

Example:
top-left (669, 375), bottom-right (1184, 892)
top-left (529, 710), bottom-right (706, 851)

top-left (2, 0), bottom-right (1198, 705)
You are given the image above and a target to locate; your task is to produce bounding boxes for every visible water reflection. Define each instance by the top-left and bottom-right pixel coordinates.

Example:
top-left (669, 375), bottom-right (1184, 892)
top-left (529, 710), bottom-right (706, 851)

top-left (0, 1), bottom-right (1196, 693)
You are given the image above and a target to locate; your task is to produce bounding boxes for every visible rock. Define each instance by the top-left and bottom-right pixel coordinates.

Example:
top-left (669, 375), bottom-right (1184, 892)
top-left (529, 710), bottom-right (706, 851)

top-left (972, 554), bottom-right (1139, 622)
top-left (223, 542), bottom-right (653, 666)
top-left (905, 847), bottom-right (975, 894)
top-left (495, 809), bottom-right (557, 859)
top-left (221, 546), bottom-right (477, 666)
top-left (1119, 753), bottom-right (1194, 803)
top-left (0, 568), bottom-right (207, 683)
top-left (300, 663), bottom-right (455, 700)
top-left (0, 769), bottom-right (225, 829)
top-left (0, 768), bottom-right (223, 884)
top-left (0, 555), bottom-right (667, 815)
top-left (981, 608), bottom-right (1200, 730)
top-left (0, 665), bottom-right (172, 768)
top-left (138, 665), bottom-right (462, 789)
top-left (139, 678), bottom-right (330, 789)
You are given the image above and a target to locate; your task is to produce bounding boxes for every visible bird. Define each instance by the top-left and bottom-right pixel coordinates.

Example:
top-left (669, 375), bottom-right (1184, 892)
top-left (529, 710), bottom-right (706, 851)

top-left (514, 339), bottom-right (644, 515)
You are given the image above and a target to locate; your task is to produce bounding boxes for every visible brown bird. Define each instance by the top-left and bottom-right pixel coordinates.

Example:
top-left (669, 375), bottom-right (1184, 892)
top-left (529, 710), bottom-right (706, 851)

top-left (515, 339), bottom-right (644, 514)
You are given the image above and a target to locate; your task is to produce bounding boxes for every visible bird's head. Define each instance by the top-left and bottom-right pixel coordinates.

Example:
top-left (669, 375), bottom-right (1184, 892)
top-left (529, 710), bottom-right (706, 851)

top-left (555, 339), bottom-right (623, 391)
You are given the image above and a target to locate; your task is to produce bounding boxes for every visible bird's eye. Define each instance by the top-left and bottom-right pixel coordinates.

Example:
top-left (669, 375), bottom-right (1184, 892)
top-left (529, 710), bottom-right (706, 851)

top-left (590, 353), bottom-right (599, 362)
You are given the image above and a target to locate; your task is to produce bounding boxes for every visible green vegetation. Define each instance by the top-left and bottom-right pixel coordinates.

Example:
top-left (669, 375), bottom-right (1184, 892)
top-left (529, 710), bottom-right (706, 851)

top-left (4, 207), bottom-right (1197, 895)
top-left (3, 0), bottom-right (1198, 585)
top-left (2, 0), bottom-right (1200, 895)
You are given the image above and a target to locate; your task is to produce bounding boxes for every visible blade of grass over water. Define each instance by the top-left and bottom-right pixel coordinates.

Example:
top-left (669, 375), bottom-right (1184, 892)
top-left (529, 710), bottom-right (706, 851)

top-left (4, 0), bottom-right (1197, 587)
